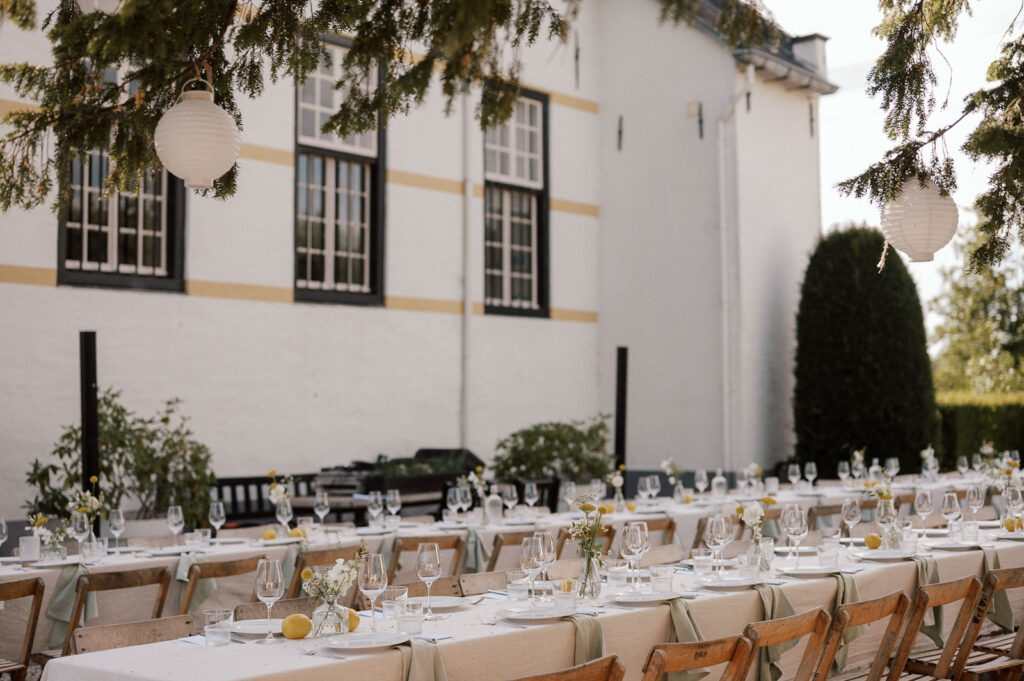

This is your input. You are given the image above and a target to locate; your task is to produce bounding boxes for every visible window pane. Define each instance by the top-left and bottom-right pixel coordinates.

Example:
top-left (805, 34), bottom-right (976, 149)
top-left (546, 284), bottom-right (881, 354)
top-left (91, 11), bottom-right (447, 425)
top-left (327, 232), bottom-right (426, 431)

top-left (144, 198), bottom-right (159, 230)
top-left (297, 218), bottom-right (307, 247)
top-left (301, 79), bottom-right (316, 104)
top-left (301, 109), bottom-right (316, 138)
top-left (311, 221), bottom-right (324, 250)
top-left (335, 255), bottom-right (349, 283)
top-left (486, 274), bottom-right (502, 300)
top-left (336, 223), bottom-right (347, 251)
top-left (312, 156), bottom-right (324, 186)
top-left (87, 230), bottom-right (107, 263)
top-left (298, 154), bottom-right (308, 184)
top-left (66, 226), bottom-right (82, 262)
top-left (337, 161), bottom-right (348, 191)
top-left (351, 164), bottom-right (363, 192)
top-left (351, 226), bottom-right (364, 254)
top-left (295, 251), bottom-right (308, 281)
top-left (319, 80), bottom-right (333, 108)
top-left (68, 189), bottom-right (82, 223)
top-left (351, 257), bottom-right (364, 285)
top-left (311, 189), bottom-right (324, 218)
top-left (310, 254), bottom-right (324, 282)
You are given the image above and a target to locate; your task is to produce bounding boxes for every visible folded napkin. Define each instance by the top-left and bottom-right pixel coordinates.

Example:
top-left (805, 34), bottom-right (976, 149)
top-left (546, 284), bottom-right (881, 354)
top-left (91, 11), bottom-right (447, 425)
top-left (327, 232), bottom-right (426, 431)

top-left (397, 638), bottom-right (449, 681)
top-left (462, 529), bottom-right (491, 574)
top-left (281, 544), bottom-right (300, 590)
top-left (762, 519), bottom-right (782, 540)
top-left (46, 565), bottom-right (98, 649)
top-left (909, 555), bottom-right (943, 648)
top-left (752, 584), bottom-right (797, 681)
top-left (980, 547), bottom-right (1014, 631)
top-left (377, 534), bottom-right (398, 573)
top-left (176, 554), bottom-right (217, 614)
top-left (831, 573), bottom-right (868, 671)
top-left (667, 597), bottom-right (709, 681)
top-left (561, 614), bottom-right (604, 665)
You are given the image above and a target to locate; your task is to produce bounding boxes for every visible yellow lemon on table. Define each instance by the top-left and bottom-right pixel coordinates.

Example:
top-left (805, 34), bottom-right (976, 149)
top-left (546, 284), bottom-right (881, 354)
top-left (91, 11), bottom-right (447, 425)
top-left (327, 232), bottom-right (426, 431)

top-left (864, 533), bottom-right (882, 550)
top-left (626, 501), bottom-right (637, 512)
top-left (347, 608), bottom-right (360, 632)
top-left (261, 528), bottom-right (277, 541)
top-left (289, 527), bottom-right (306, 538)
top-left (281, 614), bottom-right (312, 639)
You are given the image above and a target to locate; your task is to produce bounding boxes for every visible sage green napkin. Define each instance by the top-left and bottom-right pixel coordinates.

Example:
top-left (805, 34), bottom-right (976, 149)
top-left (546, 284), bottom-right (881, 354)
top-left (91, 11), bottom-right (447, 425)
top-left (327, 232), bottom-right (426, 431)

top-left (667, 597), bottom-right (709, 681)
top-left (752, 584), bottom-right (797, 681)
top-left (398, 639), bottom-right (449, 681)
top-left (379, 534), bottom-right (398, 573)
top-left (46, 565), bottom-right (98, 649)
top-left (280, 544), bottom-right (300, 589)
top-left (762, 519), bottom-right (782, 540)
top-left (462, 528), bottom-right (491, 573)
top-left (176, 553), bottom-right (217, 614)
top-left (980, 547), bottom-right (1014, 631)
top-left (831, 573), bottom-right (868, 671)
top-left (909, 555), bottom-right (943, 648)
top-left (561, 614), bottom-right (604, 664)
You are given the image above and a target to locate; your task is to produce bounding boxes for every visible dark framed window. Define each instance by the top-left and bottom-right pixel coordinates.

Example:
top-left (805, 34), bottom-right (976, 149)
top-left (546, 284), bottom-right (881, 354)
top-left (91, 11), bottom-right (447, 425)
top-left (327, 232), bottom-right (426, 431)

top-left (57, 149), bottom-right (185, 292)
top-left (294, 37), bottom-right (385, 305)
top-left (483, 91), bottom-right (549, 316)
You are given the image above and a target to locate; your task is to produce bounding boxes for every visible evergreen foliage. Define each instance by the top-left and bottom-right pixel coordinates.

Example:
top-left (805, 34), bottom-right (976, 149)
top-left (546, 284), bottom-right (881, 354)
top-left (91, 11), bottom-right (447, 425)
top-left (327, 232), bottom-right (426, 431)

top-left (794, 226), bottom-right (936, 478)
top-left (937, 391), bottom-right (1024, 467)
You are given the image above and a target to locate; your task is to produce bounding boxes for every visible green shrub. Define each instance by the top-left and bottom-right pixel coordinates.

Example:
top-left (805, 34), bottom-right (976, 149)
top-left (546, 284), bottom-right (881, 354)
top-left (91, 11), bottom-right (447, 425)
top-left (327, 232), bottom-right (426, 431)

top-left (793, 227), bottom-right (937, 477)
top-left (936, 391), bottom-right (1024, 466)
top-left (492, 415), bottom-right (612, 483)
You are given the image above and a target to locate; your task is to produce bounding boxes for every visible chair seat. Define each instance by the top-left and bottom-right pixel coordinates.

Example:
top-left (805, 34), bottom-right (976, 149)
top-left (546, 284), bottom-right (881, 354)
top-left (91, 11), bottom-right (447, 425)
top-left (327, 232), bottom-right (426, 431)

top-left (0, 658), bottom-right (27, 681)
top-left (975, 632), bottom-right (1019, 656)
top-left (905, 647), bottom-right (1024, 681)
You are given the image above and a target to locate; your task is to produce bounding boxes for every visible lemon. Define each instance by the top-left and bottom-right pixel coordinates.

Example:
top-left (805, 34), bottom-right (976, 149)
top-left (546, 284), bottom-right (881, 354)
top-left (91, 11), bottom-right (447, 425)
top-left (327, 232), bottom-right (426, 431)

top-left (864, 533), bottom-right (882, 550)
top-left (347, 608), bottom-right (360, 632)
top-left (281, 614), bottom-right (312, 639)
top-left (626, 501), bottom-right (637, 512)
top-left (684, 494), bottom-right (693, 504)
top-left (261, 528), bottom-right (277, 541)
top-left (288, 527), bottom-right (306, 538)
top-left (300, 567), bottom-right (314, 581)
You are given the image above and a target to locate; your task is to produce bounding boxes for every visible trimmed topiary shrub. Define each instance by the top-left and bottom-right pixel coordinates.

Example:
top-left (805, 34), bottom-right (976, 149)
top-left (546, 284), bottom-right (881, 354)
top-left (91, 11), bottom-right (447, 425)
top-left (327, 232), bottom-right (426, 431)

top-left (794, 227), bottom-right (937, 477)
top-left (936, 392), bottom-right (1024, 466)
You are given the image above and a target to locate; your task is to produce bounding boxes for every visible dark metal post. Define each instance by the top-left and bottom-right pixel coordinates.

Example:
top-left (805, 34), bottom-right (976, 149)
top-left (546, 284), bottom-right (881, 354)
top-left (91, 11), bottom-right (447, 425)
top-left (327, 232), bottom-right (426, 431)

top-left (614, 347), bottom-right (628, 469)
top-left (80, 331), bottom-right (100, 534)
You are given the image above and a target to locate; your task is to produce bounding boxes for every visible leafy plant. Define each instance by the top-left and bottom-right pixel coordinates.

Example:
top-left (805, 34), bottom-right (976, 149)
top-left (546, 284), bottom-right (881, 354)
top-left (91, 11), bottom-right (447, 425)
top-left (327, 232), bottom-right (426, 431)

top-left (492, 415), bottom-right (612, 483)
top-left (25, 388), bottom-right (216, 528)
top-left (372, 453), bottom-right (464, 479)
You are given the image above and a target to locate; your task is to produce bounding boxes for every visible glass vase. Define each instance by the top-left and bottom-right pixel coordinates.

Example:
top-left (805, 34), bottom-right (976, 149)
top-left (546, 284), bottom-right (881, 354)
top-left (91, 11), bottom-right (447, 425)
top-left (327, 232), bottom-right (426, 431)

top-left (578, 556), bottom-right (601, 599)
top-left (613, 488), bottom-right (626, 512)
top-left (877, 498), bottom-right (903, 550)
top-left (311, 598), bottom-right (348, 637)
top-left (41, 541), bottom-right (67, 562)
top-left (672, 482), bottom-right (687, 504)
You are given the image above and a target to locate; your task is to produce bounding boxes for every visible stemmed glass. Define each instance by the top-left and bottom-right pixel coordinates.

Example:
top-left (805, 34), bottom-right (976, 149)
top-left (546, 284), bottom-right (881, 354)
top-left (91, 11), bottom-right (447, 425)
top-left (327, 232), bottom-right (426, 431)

top-left (783, 506), bottom-right (808, 567)
top-left (705, 514), bottom-right (732, 578)
top-left (166, 506), bottom-right (184, 545)
top-left (109, 509), bottom-right (126, 549)
top-left (621, 521), bottom-right (650, 588)
top-left (1006, 488), bottom-right (1024, 534)
top-left (914, 490), bottom-right (934, 530)
top-left (501, 484), bottom-right (519, 514)
top-left (972, 454), bottom-right (983, 473)
top-left (837, 461), bottom-right (851, 483)
top-left (787, 463), bottom-right (801, 486)
top-left (648, 475), bottom-right (661, 499)
top-left (694, 470), bottom-right (709, 495)
top-left (416, 543), bottom-right (446, 620)
top-left (0, 517), bottom-right (7, 554)
top-left (385, 489), bottom-right (402, 516)
top-left (457, 487), bottom-right (472, 512)
top-left (804, 462), bottom-right (817, 486)
top-left (842, 497), bottom-right (861, 539)
top-left (253, 558), bottom-right (284, 644)
top-left (275, 498), bottom-right (293, 533)
top-left (71, 511), bottom-right (91, 550)
top-left (941, 492), bottom-right (962, 531)
top-left (957, 456), bottom-right (970, 477)
top-left (519, 537), bottom-right (544, 605)
top-left (967, 486), bottom-right (985, 521)
top-left (314, 490), bottom-right (331, 525)
top-left (533, 530), bottom-right (556, 585)
top-left (367, 491), bottom-right (384, 520)
top-left (358, 553), bottom-right (388, 631)
top-left (446, 488), bottom-right (460, 515)
top-left (636, 477), bottom-right (651, 500)
top-left (523, 482), bottom-right (540, 508)
top-left (208, 501), bottom-right (226, 539)
top-left (561, 482), bottom-right (578, 512)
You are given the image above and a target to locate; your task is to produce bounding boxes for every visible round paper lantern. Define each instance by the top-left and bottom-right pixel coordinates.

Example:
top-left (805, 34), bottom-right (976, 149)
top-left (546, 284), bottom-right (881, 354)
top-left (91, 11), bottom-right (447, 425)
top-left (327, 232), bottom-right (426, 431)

top-left (154, 81), bottom-right (240, 190)
top-left (879, 179), bottom-right (958, 262)
top-left (90, 0), bottom-right (122, 13)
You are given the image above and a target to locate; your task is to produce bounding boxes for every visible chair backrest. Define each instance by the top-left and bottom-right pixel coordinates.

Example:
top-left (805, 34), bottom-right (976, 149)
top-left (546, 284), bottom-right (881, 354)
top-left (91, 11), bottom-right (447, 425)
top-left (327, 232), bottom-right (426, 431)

top-left (400, 575), bottom-right (462, 599)
top-left (179, 556), bottom-right (262, 615)
top-left (71, 614), bottom-right (194, 654)
top-left (215, 523), bottom-right (279, 540)
top-left (639, 517), bottom-right (676, 545)
top-left (744, 608), bottom-right (831, 681)
top-left (812, 590), bottom-right (910, 681)
top-left (64, 566), bottom-right (171, 655)
top-left (549, 558), bottom-right (585, 580)
top-left (640, 542), bottom-right (686, 567)
top-left (459, 570), bottom-right (506, 596)
top-left (486, 531), bottom-right (538, 572)
top-left (692, 515), bottom-right (744, 551)
top-left (890, 576), bottom-right (981, 681)
top-left (403, 515), bottom-right (436, 525)
top-left (389, 535), bottom-right (465, 583)
top-left (287, 545), bottom-right (362, 598)
top-left (0, 577), bottom-right (45, 669)
top-left (641, 636), bottom-right (753, 681)
top-left (556, 526), bottom-right (616, 559)
top-left (125, 536), bottom-right (176, 549)
top-left (234, 596), bottom-right (319, 621)
top-left (951, 568), bottom-right (1024, 679)
top-left (807, 504), bottom-right (842, 527)
top-left (509, 654), bottom-right (625, 681)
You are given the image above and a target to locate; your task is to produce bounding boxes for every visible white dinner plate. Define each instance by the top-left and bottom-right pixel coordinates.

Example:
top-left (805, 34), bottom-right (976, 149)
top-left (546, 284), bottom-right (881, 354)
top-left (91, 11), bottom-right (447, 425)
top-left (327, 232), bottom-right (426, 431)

top-left (993, 532), bottom-right (1024, 542)
top-left (925, 541), bottom-right (995, 551)
top-left (913, 528), bottom-right (949, 536)
top-left (613, 592), bottom-right (678, 605)
top-left (676, 558), bottom-right (738, 569)
top-left (212, 537), bottom-right (247, 545)
top-left (355, 527), bottom-right (393, 536)
top-left (780, 566), bottom-right (843, 578)
top-left (839, 537), bottom-right (866, 546)
top-left (499, 606), bottom-right (577, 622)
top-left (434, 521), bottom-right (467, 530)
top-left (852, 550), bottom-right (917, 562)
top-left (147, 545), bottom-right (192, 556)
top-left (322, 633), bottom-right (410, 651)
top-left (503, 517), bottom-right (538, 526)
top-left (261, 537), bottom-right (304, 546)
top-left (30, 556), bottom-right (83, 568)
top-left (702, 577), bottom-right (764, 591)
top-left (0, 556), bottom-right (25, 564)
top-left (231, 619), bottom-right (283, 636)
top-left (978, 520), bottom-right (1002, 529)
top-left (774, 545), bottom-right (817, 555)
top-left (406, 596), bottom-right (466, 610)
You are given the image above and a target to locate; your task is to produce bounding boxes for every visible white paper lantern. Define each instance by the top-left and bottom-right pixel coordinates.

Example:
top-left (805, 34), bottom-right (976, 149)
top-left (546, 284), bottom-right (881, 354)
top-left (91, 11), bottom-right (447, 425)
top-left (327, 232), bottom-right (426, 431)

top-left (86, 0), bottom-right (122, 13)
top-left (154, 83), bottom-right (241, 190)
top-left (879, 179), bottom-right (958, 262)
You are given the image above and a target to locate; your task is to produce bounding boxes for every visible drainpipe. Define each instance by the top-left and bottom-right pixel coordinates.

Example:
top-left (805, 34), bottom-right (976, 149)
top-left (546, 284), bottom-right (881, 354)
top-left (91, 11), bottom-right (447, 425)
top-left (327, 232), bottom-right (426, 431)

top-left (717, 63), bottom-right (754, 473)
top-left (459, 93), bottom-right (472, 448)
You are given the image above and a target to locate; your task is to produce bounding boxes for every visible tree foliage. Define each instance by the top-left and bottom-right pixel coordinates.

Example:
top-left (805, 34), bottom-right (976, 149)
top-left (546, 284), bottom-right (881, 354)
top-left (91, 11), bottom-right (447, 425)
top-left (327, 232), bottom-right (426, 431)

top-left (794, 226), bottom-right (937, 477)
top-left (491, 414), bottom-right (612, 483)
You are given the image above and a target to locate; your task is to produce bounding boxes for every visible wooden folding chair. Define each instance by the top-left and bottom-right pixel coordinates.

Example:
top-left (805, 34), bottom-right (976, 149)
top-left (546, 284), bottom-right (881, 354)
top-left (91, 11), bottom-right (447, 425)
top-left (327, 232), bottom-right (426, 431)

top-left (508, 655), bottom-right (625, 681)
top-left (61, 566), bottom-right (171, 656)
top-left (556, 526), bottom-right (616, 559)
top-left (641, 635), bottom-right (753, 681)
top-left (898, 576), bottom-right (983, 681)
top-left (486, 531), bottom-right (537, 572)
top-left (812, 590), bottom-right (910, 681)
top-left (807, 504), bottom-right (843, 529)
top-left (389, 535), bottom-right (465, 583)
top-left (744, 608), bottom-right (831, 681)
top-left (286, 545), bottom-right (362, 599)
top-left (359, 575), bottom-right (463, 609)
top-left (692, 515), bottom-right (744, 552)
top-left (71, 615), bottom-right (194, 654)
top-left (459, 570), bottom-right (506, 596)
top-left (234, 596), bottom-right (319, 621)
top-left (0, 578), bottom-right (45, 681)
top-left (640, 542), bottom-right (686, 567)
top-left (641, 517), bottom-right (676, 545)
top-left (974, 568), bottom-right (1024, 656)
top-left (179, 556), bottom-right (262, 614)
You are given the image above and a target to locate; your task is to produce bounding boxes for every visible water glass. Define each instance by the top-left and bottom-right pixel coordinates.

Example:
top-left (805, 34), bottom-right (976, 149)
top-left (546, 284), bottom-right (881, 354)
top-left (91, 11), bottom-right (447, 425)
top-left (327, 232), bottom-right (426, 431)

top-left (19, 535), bottom-right (40, 562)
top-left (382, 585), bottom-right (409, 623)
top-left (690, 549), bottom-right (713, 580)
top-left (902, 529), bottom-right (918, 554)
top-left (816, 544), bottom-right (839, 568)
top-left (962, 521), bottom-right (980, 543)
top-left (368, 513), bottom-right (384, 528)
top-left (204, 609), bottom-right (233, 646)
top-left (737, 555), bottom-right (758, 580)
top-left (196, 528), bottom-right (212, 546)
top-left (604, 558), bottom-right (629, 591)
top-left (649, 564), bottom-right (675, 593)
top-left (553, 579), bottom-right (578, 608)
top-left (441, 508), bottom-right (456, 523)
top-left (758, 538), bottom-right (775, 572)
top-left (184, 532), bottom-right (201, 550)
top-left (384, 515), bottom-right (401, 531)
top-left (506, 569), bottom-right (530, 601)
top-left (764, 477), bottom-right (780, 495)
top-left (297, 516), bottom-right (315, 533)
top-left (81, 539), bottom-right (104, 565)
top-left (397, 602), bottom-right (423, 634)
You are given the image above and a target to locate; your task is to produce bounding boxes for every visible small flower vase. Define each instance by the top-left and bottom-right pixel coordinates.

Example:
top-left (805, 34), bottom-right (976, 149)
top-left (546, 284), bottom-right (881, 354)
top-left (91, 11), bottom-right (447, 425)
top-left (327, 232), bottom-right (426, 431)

top-left (672, 481), bottom-right (687, 504)
top-left (757, 537), bottom-right (775, 572)
top-left (578, 555), bottom-right (601, 599)
top-left (877, 498), bottom-right (903, 550)
top-left (311, 598), bottom-right (348, 637)
top-left (41, 541), bottom-right (67, 562)
top-left (613, 487), bottom-right (626, 512)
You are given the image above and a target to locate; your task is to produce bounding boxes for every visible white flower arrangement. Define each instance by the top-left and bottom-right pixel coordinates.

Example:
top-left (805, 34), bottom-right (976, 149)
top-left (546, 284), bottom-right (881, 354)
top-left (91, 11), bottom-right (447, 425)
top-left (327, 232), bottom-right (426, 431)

top-left (660, 459), bottom-right (682, 485)
top-left (734, 497), bottom-right (776, 540)
top-left (458, 466), bottom-right (488, 500)
top-left (604, 466), bottom-right (625, 489)
top-left (744, 462), bottom-right (762, 479)
top-left (851, 449), bottom-right (865, 466)
top-left (980, 442), bottom-right (995, 456)
top-left (267, 469), bottom-right (293, 505)
top-left (67, 489), bottom-right (104, 522)
top-left (28, 513), bottom-right (68, 547)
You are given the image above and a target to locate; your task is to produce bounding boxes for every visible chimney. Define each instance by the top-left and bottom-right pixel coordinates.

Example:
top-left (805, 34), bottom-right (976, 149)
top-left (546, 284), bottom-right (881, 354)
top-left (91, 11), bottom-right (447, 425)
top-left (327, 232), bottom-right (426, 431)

top-left (791, 34), bottom-right (829, 78)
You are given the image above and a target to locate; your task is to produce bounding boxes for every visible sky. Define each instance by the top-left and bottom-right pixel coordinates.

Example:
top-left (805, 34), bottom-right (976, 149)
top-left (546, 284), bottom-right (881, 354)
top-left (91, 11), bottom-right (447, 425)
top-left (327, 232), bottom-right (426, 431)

top-left (765, 1), bottom-right (1015, 324)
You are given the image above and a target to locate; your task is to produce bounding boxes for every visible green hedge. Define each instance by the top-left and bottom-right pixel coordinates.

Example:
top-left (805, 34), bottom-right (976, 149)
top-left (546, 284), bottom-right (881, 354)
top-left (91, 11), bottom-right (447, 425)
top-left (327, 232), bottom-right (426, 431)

top-left (937, 392), bottom-right (1024, 467)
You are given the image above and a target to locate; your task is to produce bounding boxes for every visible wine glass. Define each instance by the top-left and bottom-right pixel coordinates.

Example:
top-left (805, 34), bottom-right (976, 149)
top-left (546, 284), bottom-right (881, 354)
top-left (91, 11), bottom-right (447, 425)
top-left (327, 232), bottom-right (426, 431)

top-left (275, 498), bottom-right (293, 532)
top-left (165, 506), bottom-right (184, 545)
top-left (1006, 488), bottom-right (1024, 534)
top-left (837, 461), bottom-right (850, 483)
top-left (523, 482), bottom-right (540, 508)
top-left (385, 489), bottom-right (402, 516)
top-left (500, 484), bottom-right (519, 514)
top-left (416, 543), bottom-right (446, 620)
top-left (71, 511), bottom-right (91, 550)
top-left (533, 530), bottom-right (556, 584)
top-left (957, 456), bottom-right (969, 477)
top-left (705, 514), bottom-right (733, 577)
top-left (446, 487), bottom-right (460, 514)
top-left (208, 501), bottom-right (226, 538)
top-left (787, 463), bottom-right (801, 486)
top-left (561, 482), bottom-right (578, 511)
top-left (358, 553), bottom-right (388, 631)
top-left (314, 489), bottom-right (330, 525)
top-left (885, 457), bottom-right (901, 478)
top-left (842, 497), bottom-right (861, 539)
top-left (636, 477), bottom-right (651, 500)
top-left (785, 508), bottom-right (809, 567)
top-left (0, 516), bottom-right (7, 554)
top-left (367, 491), bottom-right (384, 519)
top-left (694, 470), bottom-right (709, 494)
top-left (621, 521), bottom-right (650, 588)
top-left (519, 537), bottom-right (544, 604)
top-left (972, 453), bottom-right (983, 473)
top-left (648, 475), bottom-right (662, 498)
top-left (804, 462), bottom-right (818, 486)
top-left (108, 508), bottom-right (126, 549)
top-left (914, 490), bottom-right (934, 530)
top-left (941, 492), bottom-right (961, 530)
top-left (780, 503), bottom-right (801, 558)
top-left (253, 558), bottom-right (284, 644)
top-left (967, 486), bottom-right (985, 521)
top-left (457, 487), bottom-right (472, 512)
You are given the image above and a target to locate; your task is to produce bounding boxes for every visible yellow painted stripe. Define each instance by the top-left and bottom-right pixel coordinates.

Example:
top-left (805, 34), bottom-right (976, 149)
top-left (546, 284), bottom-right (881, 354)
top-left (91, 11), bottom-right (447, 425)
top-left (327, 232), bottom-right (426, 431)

top-left (551, 308), bottom-right (599, 323)
top-left (0, 98), bottom-right (41, 116)
top-left (186, 279), bottom-right (293, 303)
top-left (240, 143), bottom-right (293, 167)
top-left (550, 198), bottom-right (599, 218)
top-left (0, 264), bottom-right (56, 286)
top-left (472, 184), bottom-right (485, 198)
top-left (545, 90), bottom-right (599, 115)
top-left (472, 302), bottom-right (486, 316)
top-left (385, 295), bottom-right (463, 314)
top-left (386, 170), bottom-right (464, 195)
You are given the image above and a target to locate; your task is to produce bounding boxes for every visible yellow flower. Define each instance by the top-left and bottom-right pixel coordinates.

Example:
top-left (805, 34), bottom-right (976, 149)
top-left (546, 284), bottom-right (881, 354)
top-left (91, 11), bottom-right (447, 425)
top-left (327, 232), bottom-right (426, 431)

top-left (34, 516), bottom-right (48, 527)
top-left (760, 497), bottom-right (777, 506)
top-left (880, 493), bottom-right (893, 500)
top-left (89, 475), bottom-right (98, 484)
top-left (1005, 469), bottom-right (1014, 476)
top-left (267, 469), bottom-right (277, 478)
top-left (269, 482), bottom-right (278, 489)
top-left (1010, 461), bottom-right (1021, 468)
top-left (864, 480), bottom-right (878, 488)
top-left (475, 466), bottom-right (484, 473)
top-left (618, 464), bottom-right (626, 471)
top-left (77, 506), bottom-right (88, 513)
top-left (578, 503), bottom-right (596, 514)
top-left (735, 505), bottom-right (744, 516)
top-left (300, 568), bottom-right (314, 581)
top-left (599, 504), bottom-right (614, 515)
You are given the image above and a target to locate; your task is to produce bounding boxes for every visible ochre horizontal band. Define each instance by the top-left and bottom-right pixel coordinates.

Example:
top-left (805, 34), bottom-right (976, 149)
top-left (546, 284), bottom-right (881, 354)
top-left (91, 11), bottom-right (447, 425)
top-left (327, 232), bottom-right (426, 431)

top-left (551, 308), bottom-right (599, 323)
top-left (0, 264), bottom-right (56, 286)
top-left (550, 198), bottom-right (600, 218)
top-left (185, 279), bottom-right (293, 303)
top-left (0, 99), bottom-right (42, 116)
top-left (386, 170), bottom-right (464, 195)
top-left (385, 295), bottom-right (464, 314)
top-left (239, 143), bottom-right (293, 167)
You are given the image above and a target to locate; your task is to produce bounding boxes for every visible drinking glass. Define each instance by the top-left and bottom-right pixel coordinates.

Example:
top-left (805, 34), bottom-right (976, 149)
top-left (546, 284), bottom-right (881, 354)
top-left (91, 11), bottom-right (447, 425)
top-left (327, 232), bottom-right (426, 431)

top-left (533, 530), bottom-right (556, 584)
top-left (842, 497), bottom-right (861, 538)
top-left (253, 558), bottom-right (284, 644)
top-left (382, 585), bottom-right (409, 623)
top-left (519, 537), bottom-right (544, 604)
top-left (852, 463), bottom-right (865, 480)
top-left (804, 462), bottom-right (818, 486)
top-left (957, 456), bottom-right (969, 476)
top-left (0, 516), bottom-right (6, 554)
top-left (446, 488), bottom-right (460, 514)
top-left (694, 470), bottom-right (709, 494)
top-left (501, 484), bottom-right (519, 513)
top-left (837, 461), bottom-right (850, 482)
top-left (690, 548), bottom-right (713, 580)
top-left (204, 609), bottom-right (233, 646)
top-left (358, 553), bottom-right (388, 631)
top-left (385, 489), bottom-right (402, 516)
top-left (367, 491), bottom-right (384, 519)
top-left (621, 521), bottom-right (650, 588)
top-left (314, 489), bottom-right (331, 524)
top-left (941, 492), bottom-right (961, 530)
top-left (275, 498), bottom-right (293, 532)
top-left (457, 487), bottom-right (472, 512)
top-left (885, 457), bottom-right (901, 478)
top-left (523, 482), bottom-right (540, 508)
top-left (705, 514), bottom-right (732, 577)
top-left (780, 503), bottom-right (800, 557)
top-left (71, 511), bottom-right (91, 549)
top-left (785, 508), bottom-right (808, 567)
top-left (967, 486), bottom-right (985, 521)
top-left (208, 501), bottom-right (226, 538)
top-left (108, 508), bottom-right (126, 549)
top-left (648, 475), bottom-right (662, 498)
top-left (561, 482), bottom-right (578, 511)
top-left (914, 490), bottom-right (933, 530)
top-left (787, 463), bottom-right (801, 486)
top-left (416, 543), bottom-right (446, 620)
top-left (636, 477), bottom-right (651, 500)
top-left (1006, 488), bottom-right (1024, 534)
top-left (972, 453), bottom-right (983, 472)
